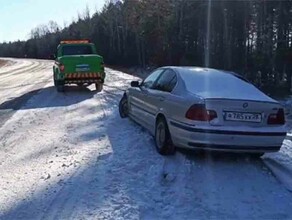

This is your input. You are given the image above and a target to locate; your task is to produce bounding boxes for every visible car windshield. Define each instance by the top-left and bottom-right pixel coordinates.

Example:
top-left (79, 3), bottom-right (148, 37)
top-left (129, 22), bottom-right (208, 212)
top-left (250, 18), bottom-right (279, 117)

top-left (62, 45), bottom-right (93, 56)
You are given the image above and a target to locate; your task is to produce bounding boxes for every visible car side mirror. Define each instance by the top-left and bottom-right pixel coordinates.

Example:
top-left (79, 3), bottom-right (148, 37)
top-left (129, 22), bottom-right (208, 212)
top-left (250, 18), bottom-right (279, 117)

top-left (131, 81), bottom-right (140, 87)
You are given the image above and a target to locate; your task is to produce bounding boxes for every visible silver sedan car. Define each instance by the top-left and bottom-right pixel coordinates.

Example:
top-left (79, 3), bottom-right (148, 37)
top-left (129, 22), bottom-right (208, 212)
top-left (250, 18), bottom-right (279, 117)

top-left (119, 67), bottom-right (287, 156)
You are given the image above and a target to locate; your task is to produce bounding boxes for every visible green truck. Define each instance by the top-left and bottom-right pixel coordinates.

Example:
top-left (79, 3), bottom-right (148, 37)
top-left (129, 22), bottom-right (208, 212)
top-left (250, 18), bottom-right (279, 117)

top-left (53, 40), bottom-right (105, 92)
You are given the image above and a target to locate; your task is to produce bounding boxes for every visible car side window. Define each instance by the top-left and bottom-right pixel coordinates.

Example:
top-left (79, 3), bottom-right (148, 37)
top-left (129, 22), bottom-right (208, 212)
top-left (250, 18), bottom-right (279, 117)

top-left (141, 69), bottom-right (164, 89)
top-left (153, 69), bottom-right (177, 92)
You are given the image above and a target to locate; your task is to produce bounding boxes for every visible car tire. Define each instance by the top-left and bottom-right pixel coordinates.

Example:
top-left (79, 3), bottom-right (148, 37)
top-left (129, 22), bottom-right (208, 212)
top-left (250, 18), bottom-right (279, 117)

top-left (95, 83), bottom-right (103, 92)
top-left (53, 74), bottom-right (57, 87)
top-left (56, 85), bottom-right (65, 93)
top-left (54, 73), bottom-right (64, 92)
top-left (119, 95), bottom-right (129, 118)
top-left (155, 117), bottom-right (175, 155)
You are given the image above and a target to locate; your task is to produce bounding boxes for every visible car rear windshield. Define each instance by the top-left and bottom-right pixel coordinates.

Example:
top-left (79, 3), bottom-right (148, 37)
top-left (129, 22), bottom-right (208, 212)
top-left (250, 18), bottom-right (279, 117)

top-left (62, 45), bottom-right (93, 56)
top-left (179, 68), bottom-right (272, 101)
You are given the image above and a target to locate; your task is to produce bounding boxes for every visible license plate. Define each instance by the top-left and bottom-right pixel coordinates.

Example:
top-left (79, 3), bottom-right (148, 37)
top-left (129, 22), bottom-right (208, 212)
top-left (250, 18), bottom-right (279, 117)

top-left (76, 64), bottom-right (90, 72)
top-left (76, 67), bottom-right (90, 72)
top-left (224, 111), bottom-right (262, 123)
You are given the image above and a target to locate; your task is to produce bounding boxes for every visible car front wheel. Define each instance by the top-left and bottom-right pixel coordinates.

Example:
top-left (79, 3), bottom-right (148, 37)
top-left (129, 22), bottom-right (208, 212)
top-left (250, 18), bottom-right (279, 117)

top-left (119, 95), bottom-right (129, 118)
top-left (155, 117), bottom-right (175, 155)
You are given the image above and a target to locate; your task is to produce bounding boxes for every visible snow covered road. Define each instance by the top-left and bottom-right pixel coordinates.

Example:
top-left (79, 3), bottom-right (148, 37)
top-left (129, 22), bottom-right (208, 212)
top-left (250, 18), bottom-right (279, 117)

top-left (0, 58), bottom-right (292, 219)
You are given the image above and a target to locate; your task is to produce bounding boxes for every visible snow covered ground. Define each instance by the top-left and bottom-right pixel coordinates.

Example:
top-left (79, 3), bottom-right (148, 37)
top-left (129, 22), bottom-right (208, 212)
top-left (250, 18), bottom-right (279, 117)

top-left (1, 58), bottom-right (292, 219)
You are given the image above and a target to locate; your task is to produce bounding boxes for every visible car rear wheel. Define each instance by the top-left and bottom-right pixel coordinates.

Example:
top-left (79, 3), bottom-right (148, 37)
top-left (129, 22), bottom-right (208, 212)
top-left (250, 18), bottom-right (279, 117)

top-left (95, 83), bottom-right (103, 92)
top-left (55, 81), bottom-right (65, 93)
top-left (54, 73), bottom-right (64, 92)
top-left (155, 117), bottom-right (175, 155)
top-left (119, 95), bottom-right (129, 118)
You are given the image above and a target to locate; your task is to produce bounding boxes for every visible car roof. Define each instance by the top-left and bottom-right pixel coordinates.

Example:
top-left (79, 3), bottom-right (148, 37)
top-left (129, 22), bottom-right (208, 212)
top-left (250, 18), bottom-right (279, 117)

top-left (162, 66), bottom-right (276, 103)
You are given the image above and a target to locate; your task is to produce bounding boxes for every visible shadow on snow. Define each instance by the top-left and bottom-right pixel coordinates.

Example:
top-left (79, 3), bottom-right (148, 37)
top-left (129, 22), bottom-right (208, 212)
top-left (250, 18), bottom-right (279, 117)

top-left (0, 86), bottom-right (97, 111)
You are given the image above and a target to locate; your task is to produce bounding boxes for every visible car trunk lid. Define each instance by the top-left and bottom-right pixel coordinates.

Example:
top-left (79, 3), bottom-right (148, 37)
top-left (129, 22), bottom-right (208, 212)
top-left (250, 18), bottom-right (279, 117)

top-left (205, 98), bottom-right (284, 127)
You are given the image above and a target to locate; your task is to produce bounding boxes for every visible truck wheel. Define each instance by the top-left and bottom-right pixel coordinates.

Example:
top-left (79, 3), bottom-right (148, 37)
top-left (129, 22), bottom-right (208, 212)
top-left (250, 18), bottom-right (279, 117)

top-left (55, 79), bottom-right (65, 93)
top-left (53, 74), bottom-right (57, 87)
top-left (119, 94), bottom-right (129, 118)
top-left (57, 85), bottom-right (65, 93)
top-left (53, 73), bottom-right (63, 91)
top-left (95, 83), bottom-right (103, 92)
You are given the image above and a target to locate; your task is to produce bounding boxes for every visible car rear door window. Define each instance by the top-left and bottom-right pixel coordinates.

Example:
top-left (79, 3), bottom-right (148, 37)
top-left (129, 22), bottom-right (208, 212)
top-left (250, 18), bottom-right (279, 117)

top-left (153, 69), bottom-right (177, 92)
top-left (142, 69), bottom-right (164, 89)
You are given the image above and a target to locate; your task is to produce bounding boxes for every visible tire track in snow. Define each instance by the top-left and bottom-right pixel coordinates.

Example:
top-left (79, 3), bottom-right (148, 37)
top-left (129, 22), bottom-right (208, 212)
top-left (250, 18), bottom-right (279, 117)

top-left (0, 61), bottom-right (43, 80)
top-left (40, 164), bottom-right (89, 220)
top-left (263, 157), bottom-right (292, 192)
top-left (0, 84), bottom-right (103, 219)
top-left (39, 95), bottom-right (107, 220)
top-left (0, 60), bottom-right (36, 76)
top-left (263, 140), bottom-right (292, 192)
top-left (0, 61), bottom-right (50, 86)
top-left (0, 59), bottom-right (53, 128)
top-left (0, 59), bottom-right (34, 75)
top-left (36, 70), bottom-right (143, 220)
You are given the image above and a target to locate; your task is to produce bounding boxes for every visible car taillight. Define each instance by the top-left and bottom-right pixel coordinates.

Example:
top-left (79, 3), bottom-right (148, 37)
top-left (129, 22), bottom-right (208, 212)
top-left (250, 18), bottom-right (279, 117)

top-left (60, 64), bottom-right (65, 72)
top-left (185, 104), bottom-right (217, 121)
top-left (267, 108), bottom-right (285, 125)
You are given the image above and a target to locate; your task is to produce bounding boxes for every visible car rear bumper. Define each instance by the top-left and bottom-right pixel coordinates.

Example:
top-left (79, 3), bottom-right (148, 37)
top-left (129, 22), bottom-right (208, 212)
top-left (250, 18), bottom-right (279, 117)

top-left (64, 72), bottom-right (104, 84)
top-left (169, 121), bottom-right (286, 153)
top-left (65, 78), bottom-right (103, 84)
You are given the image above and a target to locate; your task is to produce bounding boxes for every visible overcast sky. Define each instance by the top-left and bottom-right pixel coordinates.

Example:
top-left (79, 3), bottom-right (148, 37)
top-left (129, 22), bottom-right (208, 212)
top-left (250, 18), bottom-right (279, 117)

top-left (0, 0), bottom-right (106, 43)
